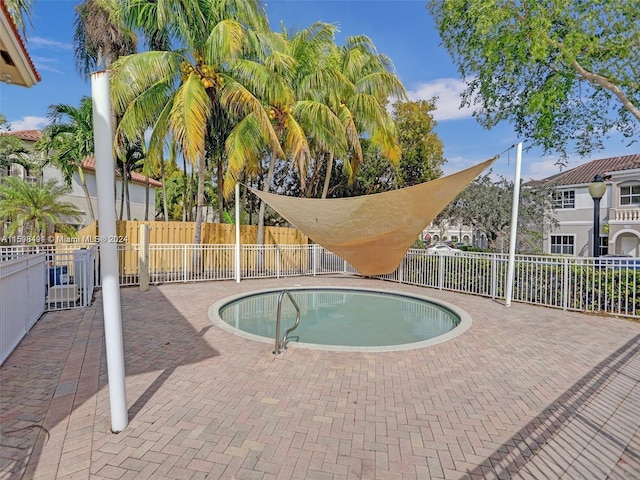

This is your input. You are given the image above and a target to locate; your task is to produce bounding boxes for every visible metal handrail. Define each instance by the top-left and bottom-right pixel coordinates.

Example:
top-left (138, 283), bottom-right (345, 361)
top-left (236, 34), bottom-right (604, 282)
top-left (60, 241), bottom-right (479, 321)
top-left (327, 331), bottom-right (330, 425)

top-left (273, 290), bottom-right (300, 354)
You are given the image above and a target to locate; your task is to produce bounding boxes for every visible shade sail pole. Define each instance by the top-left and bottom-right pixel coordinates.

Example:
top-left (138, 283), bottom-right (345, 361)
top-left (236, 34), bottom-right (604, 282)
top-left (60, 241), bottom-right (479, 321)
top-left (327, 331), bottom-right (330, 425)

top-left (505, 142), bottom-right (522, 308)
top-left (91, 71), bottom-right (128, 432)
top-left (235, 183), bottom-right (241, 283)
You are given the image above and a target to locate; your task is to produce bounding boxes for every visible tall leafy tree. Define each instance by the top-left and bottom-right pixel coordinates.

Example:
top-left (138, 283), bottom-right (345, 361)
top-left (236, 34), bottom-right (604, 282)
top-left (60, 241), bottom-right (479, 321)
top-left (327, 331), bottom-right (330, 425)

top-left (38, 97), bottom-right (96, 221)
top-left (328, 100), bottom-right (446, 197)
top-left (112, 0), bottom-right (284, 244)
top-left (427, 0), bottom-right (640, 159)
top-left (392, 99), bottom-right (445, 186)
top-left (435, 173), bottom-right (557, 253)
top-left (0, 177), bottom-right (81, 243)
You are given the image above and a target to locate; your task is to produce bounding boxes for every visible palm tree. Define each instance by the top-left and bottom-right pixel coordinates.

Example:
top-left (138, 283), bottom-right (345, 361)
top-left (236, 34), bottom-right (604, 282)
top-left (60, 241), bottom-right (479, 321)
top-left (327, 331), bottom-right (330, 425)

top-left (115, 139), bottom-right (145, 220)
top-left (224, 22), bottom-right (347, 242)
top-left (112, 0), bottom-right (284, 244)
top-left (0, 177), bottom-right (81, 243)
top-left (38, 97), bottom-right (96, 221)
top-left (73, 0), bottom-right (137, 78)
top-left (0, 115), bottom-right (31, 171)
top-left (315, 35), bottom-right (406, 198)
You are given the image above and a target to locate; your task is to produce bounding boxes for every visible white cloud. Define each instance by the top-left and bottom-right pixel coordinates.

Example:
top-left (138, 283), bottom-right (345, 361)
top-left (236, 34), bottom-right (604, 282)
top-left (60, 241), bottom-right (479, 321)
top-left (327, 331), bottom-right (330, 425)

top-left (406, 78), bottom-right (475, 121)
top-left (525, 158), bottom-right (563, 180)
top-left (31, 54), bottom-right (67, 75)
top-left (29, 36), bottom-right (73, 50)
top-left (10, 116), bottom-right (49, 131)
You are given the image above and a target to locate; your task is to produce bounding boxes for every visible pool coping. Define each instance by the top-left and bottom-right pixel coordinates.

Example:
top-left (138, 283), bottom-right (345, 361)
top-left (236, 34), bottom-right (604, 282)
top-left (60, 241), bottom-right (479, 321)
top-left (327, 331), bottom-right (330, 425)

top-left (207, 285), bottom-right (472, 352)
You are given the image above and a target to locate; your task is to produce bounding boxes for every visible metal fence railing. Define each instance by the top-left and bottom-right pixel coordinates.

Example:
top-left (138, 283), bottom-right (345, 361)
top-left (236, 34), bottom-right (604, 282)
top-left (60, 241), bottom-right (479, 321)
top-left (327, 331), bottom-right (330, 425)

top-left (1, 245), bottom-right (97, 311)
top-left (3, 243), bottom-right (640, 321)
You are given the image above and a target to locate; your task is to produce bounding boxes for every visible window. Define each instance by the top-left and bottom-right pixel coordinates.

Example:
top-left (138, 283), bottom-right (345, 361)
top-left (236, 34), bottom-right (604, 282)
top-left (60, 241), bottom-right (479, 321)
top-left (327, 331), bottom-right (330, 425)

top-left (599, 237), bottom-right (609, 256)
top-left (550, 235), bottom-right (574, 255)
top-left (553, 190), bottom-right (575, 209)
top-left (619, 185), bottom-right (640, 206)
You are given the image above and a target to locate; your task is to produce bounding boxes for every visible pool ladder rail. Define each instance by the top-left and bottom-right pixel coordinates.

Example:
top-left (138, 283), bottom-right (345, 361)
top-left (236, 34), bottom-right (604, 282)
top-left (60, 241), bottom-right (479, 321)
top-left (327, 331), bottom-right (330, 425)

top-left (273, 290), bottom-right (301, 354)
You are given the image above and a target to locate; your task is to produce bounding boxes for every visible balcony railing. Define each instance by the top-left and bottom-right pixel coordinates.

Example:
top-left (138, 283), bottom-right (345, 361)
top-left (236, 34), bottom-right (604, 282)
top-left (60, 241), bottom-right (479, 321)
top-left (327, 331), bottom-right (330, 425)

top-left (611, 207), bottom-right (640, 222)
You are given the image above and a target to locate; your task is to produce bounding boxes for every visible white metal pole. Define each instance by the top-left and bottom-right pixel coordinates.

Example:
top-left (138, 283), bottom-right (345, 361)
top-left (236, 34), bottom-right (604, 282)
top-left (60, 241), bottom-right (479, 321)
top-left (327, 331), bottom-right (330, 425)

top-left (235, 183), bottom-right (241, 283)
top-left (505, 142), bottom-right (522, 307)
top-left (91, 71), bottom-right (128, 431)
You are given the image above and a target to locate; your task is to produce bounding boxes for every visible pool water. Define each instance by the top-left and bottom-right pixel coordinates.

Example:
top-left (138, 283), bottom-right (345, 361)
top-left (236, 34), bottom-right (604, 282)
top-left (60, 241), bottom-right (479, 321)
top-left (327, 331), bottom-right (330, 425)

top-left (216, 288), bottom-right (466, 350)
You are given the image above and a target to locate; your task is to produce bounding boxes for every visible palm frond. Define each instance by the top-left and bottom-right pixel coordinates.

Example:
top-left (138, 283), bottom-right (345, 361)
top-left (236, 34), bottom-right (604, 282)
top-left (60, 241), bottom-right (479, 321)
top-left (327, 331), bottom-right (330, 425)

top-left (170, 72), bottom-right (211, 164)
top-left (282, 113), bottom-right (311, 181)
top-left (145, 99), bottom-right (175, 169)
top-left (205, 18), bottom-right (245, 65)
top-left (219, 77), bottom-right (284, 159)
top-left (224, 113), bottom-right (266, 197)
top-left (294, 100), bottom-right (346, 155)
top-left (110, 51), bottom-right (182, 114)
top-left (355, 71), bottom-right (407, 101)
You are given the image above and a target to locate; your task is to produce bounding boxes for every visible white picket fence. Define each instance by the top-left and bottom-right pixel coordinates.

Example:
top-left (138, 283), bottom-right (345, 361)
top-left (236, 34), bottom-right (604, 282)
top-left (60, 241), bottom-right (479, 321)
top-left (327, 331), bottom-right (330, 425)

top-left (3, 242), bottom-right (640, 364)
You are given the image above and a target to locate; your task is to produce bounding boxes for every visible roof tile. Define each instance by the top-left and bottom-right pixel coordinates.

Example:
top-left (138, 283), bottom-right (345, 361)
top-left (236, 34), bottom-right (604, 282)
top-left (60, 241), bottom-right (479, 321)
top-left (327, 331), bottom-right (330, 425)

top-left (530, 154), bottom-right (640, 186)
top-left (0, 1), bottom-right (40, 82)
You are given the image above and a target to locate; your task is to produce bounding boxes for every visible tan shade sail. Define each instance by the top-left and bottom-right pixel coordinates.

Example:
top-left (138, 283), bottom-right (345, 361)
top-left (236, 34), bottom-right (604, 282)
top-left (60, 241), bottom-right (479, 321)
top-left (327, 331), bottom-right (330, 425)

top-left (250, 157), bottom-right (496, 276)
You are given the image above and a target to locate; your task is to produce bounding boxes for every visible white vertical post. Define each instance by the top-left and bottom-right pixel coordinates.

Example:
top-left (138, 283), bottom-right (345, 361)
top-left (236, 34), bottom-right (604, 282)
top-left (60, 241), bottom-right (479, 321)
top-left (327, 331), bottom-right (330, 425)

top-left (91, 71), bottom-right (128, 432)
top-left (505, 142), bottom-right (522, 307)
top-left (235, 183), bottom-right (241, 283)
top-left (139, 224), bottom-right (150, 292)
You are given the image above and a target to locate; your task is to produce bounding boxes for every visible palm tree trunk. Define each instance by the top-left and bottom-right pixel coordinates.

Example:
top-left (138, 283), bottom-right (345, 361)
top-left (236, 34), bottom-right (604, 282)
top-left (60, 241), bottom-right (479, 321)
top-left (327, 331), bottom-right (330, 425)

top-left (125, 171), bottom-right (131, 220)
top-left (189, 169), bottom-right (195, 221)
top-left (217, 155), bottom-right (224, 223)
top-left (193, 155), bottom-right (206, 245)
top-left (77, 168), bottom-right (95, 221)
top-left (144, 177), bottom-right (149, 221)
top-left (182, 156), bottom-right (188, 221)
top-left (161, 159), bottom-right (168, 221)
top-left (257, 154), bottom-right (277, 245)
top-left (321, 152), bottom-right (334, 199)
top-left (119, 175), bottom-right (125, 220)
top-left (305, 156), bottom-right (322, 198)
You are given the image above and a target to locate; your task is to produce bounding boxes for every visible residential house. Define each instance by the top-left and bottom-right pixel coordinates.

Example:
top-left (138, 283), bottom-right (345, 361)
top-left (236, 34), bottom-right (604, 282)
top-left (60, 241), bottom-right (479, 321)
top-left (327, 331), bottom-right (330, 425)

top-left (532, 153), bottom-right (640, 257)
top-left (421, 222), bottom-right (487, 248)
top-left (1, 130), bottom-right (161, 229)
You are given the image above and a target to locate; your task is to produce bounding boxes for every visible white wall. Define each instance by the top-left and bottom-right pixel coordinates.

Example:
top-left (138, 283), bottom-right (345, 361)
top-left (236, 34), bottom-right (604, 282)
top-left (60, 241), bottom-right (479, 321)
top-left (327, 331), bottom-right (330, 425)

top-left (42, 165), bottom-right (156, 227)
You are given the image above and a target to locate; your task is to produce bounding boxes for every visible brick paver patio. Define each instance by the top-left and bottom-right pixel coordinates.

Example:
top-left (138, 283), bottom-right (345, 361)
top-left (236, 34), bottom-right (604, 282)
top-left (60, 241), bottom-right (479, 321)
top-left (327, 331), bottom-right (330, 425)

top-left (2, 275), bottom-right (640, 479)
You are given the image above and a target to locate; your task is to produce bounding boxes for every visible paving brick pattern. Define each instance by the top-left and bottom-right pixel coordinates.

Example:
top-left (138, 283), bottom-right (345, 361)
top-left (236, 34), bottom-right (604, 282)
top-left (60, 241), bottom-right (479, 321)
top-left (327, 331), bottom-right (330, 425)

top-left (2, 276), bottom-right (640, 479)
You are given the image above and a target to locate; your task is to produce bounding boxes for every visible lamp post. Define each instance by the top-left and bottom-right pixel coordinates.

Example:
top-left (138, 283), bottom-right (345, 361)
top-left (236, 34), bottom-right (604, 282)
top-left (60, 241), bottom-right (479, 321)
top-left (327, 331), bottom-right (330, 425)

top-left (588, 174), bottom-right (607, 257)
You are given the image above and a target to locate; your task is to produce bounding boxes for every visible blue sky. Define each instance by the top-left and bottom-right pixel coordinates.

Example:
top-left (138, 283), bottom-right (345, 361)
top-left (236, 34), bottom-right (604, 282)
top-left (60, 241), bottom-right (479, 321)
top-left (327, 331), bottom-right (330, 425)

top-left (1, 0), bottom-right (637, 181)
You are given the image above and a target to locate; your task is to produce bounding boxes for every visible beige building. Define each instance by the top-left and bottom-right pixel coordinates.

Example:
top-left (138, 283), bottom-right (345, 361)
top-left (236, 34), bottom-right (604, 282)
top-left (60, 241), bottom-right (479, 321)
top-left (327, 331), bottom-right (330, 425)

top-left (421, 222), bottom-right (486, 248)
top-left (533, 153), bottom-right (640, 257)
top-left (2, 130), bottom-right (161, 229)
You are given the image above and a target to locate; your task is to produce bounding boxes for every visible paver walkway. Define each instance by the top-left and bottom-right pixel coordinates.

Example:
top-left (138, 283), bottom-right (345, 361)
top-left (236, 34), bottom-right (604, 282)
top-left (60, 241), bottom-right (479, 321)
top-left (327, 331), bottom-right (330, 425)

top-left (2, 276), bottom-right (640, 479)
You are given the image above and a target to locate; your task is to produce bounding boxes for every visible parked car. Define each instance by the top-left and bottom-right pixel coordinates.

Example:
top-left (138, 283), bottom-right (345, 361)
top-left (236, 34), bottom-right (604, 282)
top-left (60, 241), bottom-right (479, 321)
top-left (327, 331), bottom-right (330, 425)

top-left (427, 243), bottom-right (462, 254)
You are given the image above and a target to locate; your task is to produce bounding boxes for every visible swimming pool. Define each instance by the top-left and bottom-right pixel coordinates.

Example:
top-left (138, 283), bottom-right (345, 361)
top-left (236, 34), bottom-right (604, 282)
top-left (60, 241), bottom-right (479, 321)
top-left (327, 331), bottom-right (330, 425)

top-left (209, 287), bottom-right (472, 352)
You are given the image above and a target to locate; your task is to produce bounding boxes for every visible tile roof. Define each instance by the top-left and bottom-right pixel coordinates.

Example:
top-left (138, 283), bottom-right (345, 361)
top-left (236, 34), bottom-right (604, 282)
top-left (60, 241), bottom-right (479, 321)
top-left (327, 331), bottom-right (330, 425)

top-left (5, 129), bottom-right (41, 141)
top-left (0, 1), bottom-right (40, 84)
top-left (528, 154), bottom-right (640, 186)
top-left (4, 130), bottom-right (163, 188)
top-left (81, 156), bottom-right (163, 188)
